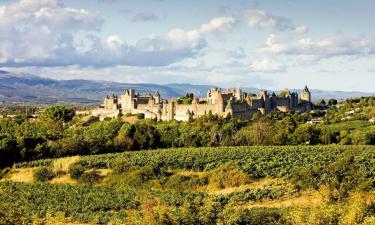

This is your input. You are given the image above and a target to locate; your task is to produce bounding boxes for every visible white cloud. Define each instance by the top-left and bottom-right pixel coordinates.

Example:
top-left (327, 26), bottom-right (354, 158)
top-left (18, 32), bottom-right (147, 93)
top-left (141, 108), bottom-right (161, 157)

top-left (225, 47), bottom-right (246, 59)
top-left (0, 0), bottom-right (234, 68)
top-left (167, 16), bottom-right (236, 46)
top-left (244, 10), bottom-right (308, 34)
top-left (294, 25), bottom-right (309, 35)
top-left (257, 34), bottom-right (375, 61)
top-left (249, 57), bottom-right (286, 73)
top-left (199, 17), bottom-right (236, 35)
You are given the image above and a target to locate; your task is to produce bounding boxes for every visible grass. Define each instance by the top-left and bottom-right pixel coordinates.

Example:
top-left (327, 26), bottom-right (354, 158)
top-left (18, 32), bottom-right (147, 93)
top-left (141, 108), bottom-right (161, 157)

top-left (247, 189), bottom-right (324, 208)
top-left (1, 168), bottom-right (35, 183)
top-left (51, 156), bottom-right (80, 175)
top-left (209, 177), bottom-right (286, 195)
top-left (1, 167), bottom-right (113, 185)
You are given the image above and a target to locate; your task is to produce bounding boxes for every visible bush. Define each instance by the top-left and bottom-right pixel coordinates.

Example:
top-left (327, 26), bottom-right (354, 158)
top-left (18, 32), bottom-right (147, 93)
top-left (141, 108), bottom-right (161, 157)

top-left (79, 170), bottom-right (101, 184)
top-left (136, 113), bottom-right (145, 119)
top-left (111, 159), bottom-right (133, 174)
top-left (208, 161), bottom-right (250, 190)
top-left (68, 163), bottom-right (85, 180)
top-left (33, 167), bottom-right (54, 182)
top-left (0, 168), bottom-right (10, 179)
top-left (164, 174), bottom-right (208, 190)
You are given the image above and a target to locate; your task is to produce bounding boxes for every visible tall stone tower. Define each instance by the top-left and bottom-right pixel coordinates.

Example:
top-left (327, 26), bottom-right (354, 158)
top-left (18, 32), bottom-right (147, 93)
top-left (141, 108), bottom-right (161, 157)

top-left (300, 85), bottom-right (311, 102)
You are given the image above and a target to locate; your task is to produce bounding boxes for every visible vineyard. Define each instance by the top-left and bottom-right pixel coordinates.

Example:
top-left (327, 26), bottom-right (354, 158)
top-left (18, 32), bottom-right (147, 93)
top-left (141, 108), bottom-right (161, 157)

top-left (15, 145), bottom-right (375, 179)
top-left (1, 145), bottom-right (375, 224)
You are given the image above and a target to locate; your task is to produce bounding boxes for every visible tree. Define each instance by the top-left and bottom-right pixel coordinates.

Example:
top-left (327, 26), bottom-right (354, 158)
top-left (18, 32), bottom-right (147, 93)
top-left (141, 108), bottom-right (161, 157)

top-left (292, 124), bottom-right (321, 145)
top-left (328, 99), bottom-right (338, 106)
top-left (39, 106), bottom-right (75, 136)
top-left (248, 122), bottom-right (275, 145)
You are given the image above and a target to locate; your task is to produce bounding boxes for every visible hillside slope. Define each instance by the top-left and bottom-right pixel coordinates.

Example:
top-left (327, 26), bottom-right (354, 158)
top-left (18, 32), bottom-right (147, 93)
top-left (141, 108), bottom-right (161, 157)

top-left (1, 70), bottom-right (374, 105)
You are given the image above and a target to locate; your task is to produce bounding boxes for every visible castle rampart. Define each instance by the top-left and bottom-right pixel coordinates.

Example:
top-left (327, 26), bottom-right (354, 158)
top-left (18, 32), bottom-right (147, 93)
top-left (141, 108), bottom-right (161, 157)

top-left (92, 86), bottom-right (312, 121)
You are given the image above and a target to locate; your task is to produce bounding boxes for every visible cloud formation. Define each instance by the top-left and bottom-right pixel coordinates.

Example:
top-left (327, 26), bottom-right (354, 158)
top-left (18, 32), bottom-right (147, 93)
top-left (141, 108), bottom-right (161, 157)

top-left (131, 11), bottom-right (160, 22)
top-left (244, 10), bottom-right (308, 34)
top-left (0, 0), bottom-right (235, 68)
top-left (257, 34), bottom-right (375, 61)
top-left (249, 57), bottom-right (286, 73)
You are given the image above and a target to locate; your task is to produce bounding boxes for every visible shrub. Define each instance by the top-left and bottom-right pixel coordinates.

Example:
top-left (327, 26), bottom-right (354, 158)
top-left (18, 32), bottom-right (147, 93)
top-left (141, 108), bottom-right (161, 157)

top-left (0, 167), bottom-right (10, 179)
top-left (68, 163), bottom-right (85, 180)
top-left (164, 174), bottom-right (208, 190)
top-left (208, 161), bottom-right (250, 190)
top-left (136, 113), bottom-right (145, 119)
top-left (111, 159), bottom-right (133, 174)
top-left (218, 207), bottom-right (287, 225)
top-left (33, 167), bottom-right (54, 182)
top-left (79, 170), bottom-right (101, 184)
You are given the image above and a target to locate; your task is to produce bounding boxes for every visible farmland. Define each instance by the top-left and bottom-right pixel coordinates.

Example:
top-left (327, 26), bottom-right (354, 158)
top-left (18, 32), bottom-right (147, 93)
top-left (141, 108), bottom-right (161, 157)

top-left (1, 145), bottom-right (374, 224)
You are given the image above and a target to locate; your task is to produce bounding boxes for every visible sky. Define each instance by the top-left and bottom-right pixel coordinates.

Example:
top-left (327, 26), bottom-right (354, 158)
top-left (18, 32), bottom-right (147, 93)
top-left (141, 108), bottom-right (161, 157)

top-left (0, 0), bottom-right (375, 91)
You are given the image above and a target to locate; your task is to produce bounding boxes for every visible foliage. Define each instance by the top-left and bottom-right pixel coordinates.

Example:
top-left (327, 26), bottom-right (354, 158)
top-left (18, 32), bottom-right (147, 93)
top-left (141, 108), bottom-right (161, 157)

top-left (68, 163), bottom-right (85, 180)
top-left (33, 166), bottom-right (54, 182)
top-left (0, 182), bottom-right (138, 224)
top-left (207, 161), bottom-right (250, 189)
top-left (79, 170), bottom-right (102, 184)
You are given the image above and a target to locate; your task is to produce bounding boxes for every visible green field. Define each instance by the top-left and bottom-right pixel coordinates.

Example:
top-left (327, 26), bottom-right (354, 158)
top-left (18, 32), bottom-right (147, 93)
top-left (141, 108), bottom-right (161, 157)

top-left (1, 145), bottom-right (374, 224)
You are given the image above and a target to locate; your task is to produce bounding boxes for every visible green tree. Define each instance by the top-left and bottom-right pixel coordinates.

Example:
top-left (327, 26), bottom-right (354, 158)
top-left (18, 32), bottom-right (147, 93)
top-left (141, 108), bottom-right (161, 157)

top-left (39, 106), bottom-right (75, 136)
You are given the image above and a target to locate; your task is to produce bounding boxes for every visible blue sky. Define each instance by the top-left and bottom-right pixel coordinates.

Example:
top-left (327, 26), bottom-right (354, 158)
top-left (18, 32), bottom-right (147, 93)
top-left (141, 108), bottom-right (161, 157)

top-left (1, 0), bottom-right (375, 91)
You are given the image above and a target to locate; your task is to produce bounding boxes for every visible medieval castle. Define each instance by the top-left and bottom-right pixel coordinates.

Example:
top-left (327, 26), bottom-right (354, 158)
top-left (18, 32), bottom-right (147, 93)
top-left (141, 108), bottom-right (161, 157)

top-left (92, 86), bottom-right (312, 121)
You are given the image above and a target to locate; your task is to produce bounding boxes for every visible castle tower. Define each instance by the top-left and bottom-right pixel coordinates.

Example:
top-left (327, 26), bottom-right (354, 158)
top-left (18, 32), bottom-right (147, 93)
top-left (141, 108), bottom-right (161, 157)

top-left (119, 89), bottom-right (135, 110)
top-left (216, 93), bottom-right (225, 113)
top-left (300, 85), bottom-right (311, 102)
top-left (259, 90), bottom-right (271, 113)
top-left (103, 95), bottom-right (118, 109)
top-left (225, 100), bottom-right (233, 117)
top-left (168, 99), bottom-right (176, 120)
top-left (154, 91), bottom-right (161, 104)
top-left (207, 88), bottom-right (221, 104)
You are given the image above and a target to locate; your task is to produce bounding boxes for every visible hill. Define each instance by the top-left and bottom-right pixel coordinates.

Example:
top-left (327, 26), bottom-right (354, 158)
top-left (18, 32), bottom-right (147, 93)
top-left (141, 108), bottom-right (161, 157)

top-left (1, 70), bottom-right (374, 105)
top-left (1, 145), bottom-right (374, 224)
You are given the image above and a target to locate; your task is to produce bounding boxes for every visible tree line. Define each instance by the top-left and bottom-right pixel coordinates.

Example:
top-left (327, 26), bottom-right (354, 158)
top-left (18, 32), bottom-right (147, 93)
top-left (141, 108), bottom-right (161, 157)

top-left (1, 104), bottom-right (375, 167)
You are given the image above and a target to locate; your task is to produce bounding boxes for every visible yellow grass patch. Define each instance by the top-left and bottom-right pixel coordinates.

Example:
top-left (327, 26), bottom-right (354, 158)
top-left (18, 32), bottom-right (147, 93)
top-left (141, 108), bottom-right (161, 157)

top-left (247, 190), bottom-right (323, 208)
top-left (86, 168), bottom-right (113, 177)
top-left (175, 169), bottom-right (207, 177)
top-left (52, 156), bottom-right (80, 174)
top-left (49, 174), bottom-right (77, 185)
top-left (120, 115), bottom-right (139, 124)
top-left (1, 168), bottom-right (36, 183)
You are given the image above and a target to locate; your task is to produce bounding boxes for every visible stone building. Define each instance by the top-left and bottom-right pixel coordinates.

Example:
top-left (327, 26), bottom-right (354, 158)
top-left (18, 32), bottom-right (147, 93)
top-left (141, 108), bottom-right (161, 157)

top-left (92, 86), bottom-right (312, 121)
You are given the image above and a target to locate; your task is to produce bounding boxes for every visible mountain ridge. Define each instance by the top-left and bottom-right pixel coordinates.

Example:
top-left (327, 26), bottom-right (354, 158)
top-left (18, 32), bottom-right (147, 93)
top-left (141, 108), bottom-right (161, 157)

top-left (0, 70), bottom-right (374, 105)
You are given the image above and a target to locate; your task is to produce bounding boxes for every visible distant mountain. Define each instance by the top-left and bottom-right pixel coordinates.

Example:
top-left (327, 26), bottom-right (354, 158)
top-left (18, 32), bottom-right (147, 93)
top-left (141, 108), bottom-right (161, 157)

top-left (0, 70), bottom-right (374, 105)
top-left (0, 71), bottom-right (181, 105)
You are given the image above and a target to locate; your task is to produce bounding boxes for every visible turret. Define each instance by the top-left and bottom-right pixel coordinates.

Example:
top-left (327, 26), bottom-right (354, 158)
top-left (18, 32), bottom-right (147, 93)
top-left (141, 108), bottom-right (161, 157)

top-left (225, 101), bottom-right (233, 117)
top-left (300, 85), bottom-right (311, 102)
top-left (216, 93), bottom-right (225, 112)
